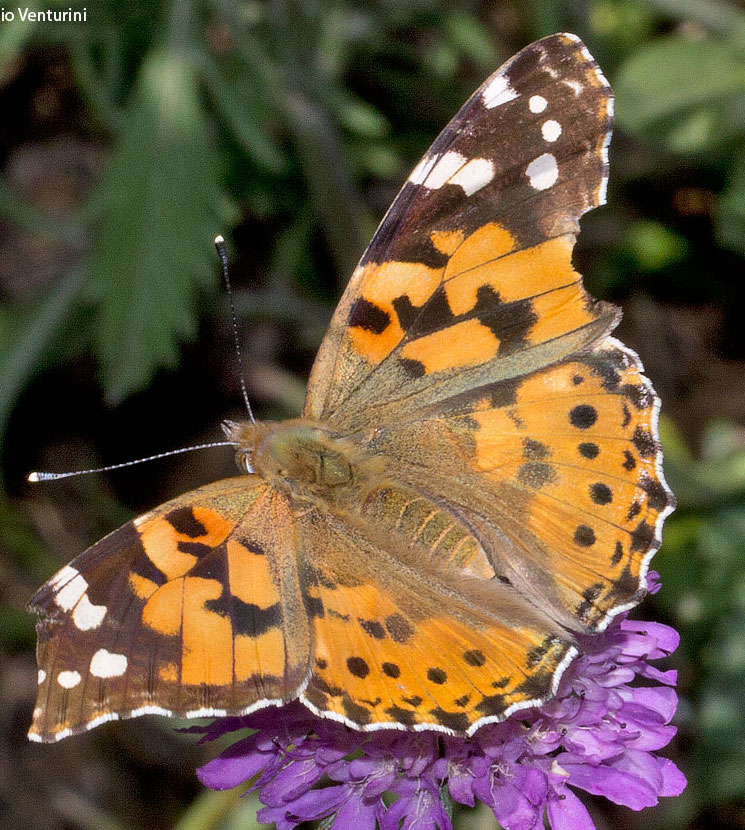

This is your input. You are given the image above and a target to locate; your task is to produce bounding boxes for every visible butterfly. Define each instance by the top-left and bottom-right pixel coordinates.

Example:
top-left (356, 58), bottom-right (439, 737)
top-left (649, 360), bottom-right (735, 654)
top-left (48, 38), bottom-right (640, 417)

top-left (28, 33), bottom-right (674, 743)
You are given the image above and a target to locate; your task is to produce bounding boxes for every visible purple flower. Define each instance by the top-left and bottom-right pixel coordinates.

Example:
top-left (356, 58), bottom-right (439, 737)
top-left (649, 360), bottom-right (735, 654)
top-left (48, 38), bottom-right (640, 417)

top-left (193, 573), bottom-right (685, 829)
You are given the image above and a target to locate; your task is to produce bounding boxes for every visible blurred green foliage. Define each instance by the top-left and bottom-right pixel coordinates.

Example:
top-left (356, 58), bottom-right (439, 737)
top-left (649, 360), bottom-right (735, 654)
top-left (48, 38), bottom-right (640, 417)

top-left (2, 0), bottom-right (745, 829)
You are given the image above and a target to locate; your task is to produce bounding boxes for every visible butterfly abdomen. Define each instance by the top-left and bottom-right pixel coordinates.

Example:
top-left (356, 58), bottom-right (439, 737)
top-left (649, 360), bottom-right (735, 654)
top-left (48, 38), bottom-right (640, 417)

top-left (362, 485), bottom-right (496, 579)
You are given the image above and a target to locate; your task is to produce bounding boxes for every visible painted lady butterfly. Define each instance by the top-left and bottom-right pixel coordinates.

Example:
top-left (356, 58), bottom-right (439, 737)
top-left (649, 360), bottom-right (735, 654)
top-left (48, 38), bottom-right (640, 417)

top-left (28, 33), bottom-right (674, 743)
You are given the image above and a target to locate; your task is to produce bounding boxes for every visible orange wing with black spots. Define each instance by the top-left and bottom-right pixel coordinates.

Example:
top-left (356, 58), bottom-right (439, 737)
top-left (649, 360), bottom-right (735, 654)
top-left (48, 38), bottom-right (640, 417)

top-left (365, 338), bottom-right (674, 638)
top-left (296, 506), bottom-right (575, 735)
top-left (29, 478), bottom-right (311, 742)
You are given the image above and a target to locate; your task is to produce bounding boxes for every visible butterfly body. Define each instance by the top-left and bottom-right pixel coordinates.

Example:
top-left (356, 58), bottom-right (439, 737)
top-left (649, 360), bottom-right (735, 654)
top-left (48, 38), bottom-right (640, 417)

top-left (29, 33), bottom-right (674, 743)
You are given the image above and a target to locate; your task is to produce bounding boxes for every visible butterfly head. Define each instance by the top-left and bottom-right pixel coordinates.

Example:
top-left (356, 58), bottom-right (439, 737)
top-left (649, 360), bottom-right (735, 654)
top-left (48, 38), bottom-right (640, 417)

top-left (221, 418), bottom-right (266, 473)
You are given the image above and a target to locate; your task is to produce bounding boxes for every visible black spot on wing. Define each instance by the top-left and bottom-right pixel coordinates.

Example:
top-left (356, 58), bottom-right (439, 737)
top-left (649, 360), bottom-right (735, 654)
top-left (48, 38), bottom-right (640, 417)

top-left (238, 539), bottom-right (266, 556)
top-left (205, 594), bottom-right (282, 637)
top-left (399, 357), bottom-right (426, 378)
top-left (431, 707), bottom-right (470, 732)
top-left (394, 288), bottom-right (452, 335)
top-left (590, 483), bottom-right (612, 505)
top-left (630, 520), bottom-right (655, 553)
top-left (349, 297), bottom-right (391, 334)
top-left (347, 657), bottom-right (370, 678)
top-left (313, 675), bottom-right (344, 698)
top-left (463, 649), bottom-right (486, 667)
top-left (342, 695), bottom-right (372, 725)
top-left (633, 427), bottom-right (657, 458)
top-left (607, 565), bottom-right (643, 603)
top-left (129, 539), bottom-right (167, 587)
top-left (385, 614), bottom-right (414, 643)
top-left (579, 442), bottom-right (599, 459)
top-left (303, 591), bottom-right (325, 619)
top-left (475, 693), bottom-right (506, 718)
top-left (640, 474), bottom-right (673, 511)
top-left (385, 704), bottom-right (417, 727)
top-left (622, 450), bottom-right (636, 470)
top-left (166, 506), bottom-right (207, 538)
top-left (569, 405), bottom-right (598, 429)
top-left (574, 525), bottom-right (596, 547)
top-left (473, 287), bottom-right (537, 356)
top-left (427, 667), bottom-right (447, 685)
top-left (359, 618), bottom-right (386, 639)
top-left (177, 541), bottom-right (212, 557)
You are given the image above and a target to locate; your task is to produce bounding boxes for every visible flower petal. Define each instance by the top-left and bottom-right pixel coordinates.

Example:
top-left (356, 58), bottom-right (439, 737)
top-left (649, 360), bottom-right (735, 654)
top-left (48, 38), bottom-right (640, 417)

top-left (546, 788), bottom-right (596, 830)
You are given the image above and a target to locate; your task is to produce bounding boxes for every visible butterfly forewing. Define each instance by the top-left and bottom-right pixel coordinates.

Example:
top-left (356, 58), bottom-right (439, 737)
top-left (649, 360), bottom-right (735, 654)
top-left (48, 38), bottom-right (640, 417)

top-left (306, 33), bottom-right (616, 426)
top-left (29, 478), bottom-right (311, 742)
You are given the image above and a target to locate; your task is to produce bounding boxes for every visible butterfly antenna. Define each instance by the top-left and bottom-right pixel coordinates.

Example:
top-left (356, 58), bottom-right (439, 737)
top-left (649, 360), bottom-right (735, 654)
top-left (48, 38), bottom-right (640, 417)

top-left (27, 441), bottom-right (239, 482)
top-left (215, 235), bottom-right (255, 424)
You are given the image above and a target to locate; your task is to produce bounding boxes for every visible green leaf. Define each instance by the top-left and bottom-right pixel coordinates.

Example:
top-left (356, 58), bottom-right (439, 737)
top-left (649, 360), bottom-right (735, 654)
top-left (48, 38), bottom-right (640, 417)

top-left (203, 54), bottom-right (287, 173)
top-left (87, 47), bottom-right (233, 403)
top-left (615, 36), bottom-right (745, 149)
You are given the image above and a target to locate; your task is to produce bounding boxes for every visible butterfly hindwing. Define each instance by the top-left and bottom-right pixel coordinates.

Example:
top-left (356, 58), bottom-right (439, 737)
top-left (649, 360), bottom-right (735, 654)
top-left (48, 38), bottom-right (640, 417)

top-left (361, 338), bottom-right (674, 635)
top-left (29, 478), bottom-right (311, 742)
top-left (296, 505), bottom-right (575, 734)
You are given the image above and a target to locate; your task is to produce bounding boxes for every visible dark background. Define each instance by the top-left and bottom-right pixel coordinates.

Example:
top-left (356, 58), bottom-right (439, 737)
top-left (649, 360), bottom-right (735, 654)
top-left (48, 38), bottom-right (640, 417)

top-left (2, 1), bottom-right (745, 828)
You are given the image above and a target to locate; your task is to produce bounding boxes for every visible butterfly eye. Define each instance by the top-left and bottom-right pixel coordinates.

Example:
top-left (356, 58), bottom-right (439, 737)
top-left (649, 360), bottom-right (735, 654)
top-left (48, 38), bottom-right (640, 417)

top-left (237, 449), bottom-right (254, 474)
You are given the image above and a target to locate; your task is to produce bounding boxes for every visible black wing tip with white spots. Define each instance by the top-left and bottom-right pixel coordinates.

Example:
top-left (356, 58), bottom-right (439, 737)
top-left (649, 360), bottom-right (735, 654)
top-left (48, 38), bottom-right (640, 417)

top-left (360, 33), bottom-right (614, 270)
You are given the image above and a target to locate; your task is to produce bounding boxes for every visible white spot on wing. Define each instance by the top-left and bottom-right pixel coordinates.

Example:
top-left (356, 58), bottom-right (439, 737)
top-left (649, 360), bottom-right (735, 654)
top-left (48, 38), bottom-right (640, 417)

top-left (542, 120), bottom-right (562, 142)
top-left (564, 80), bottom-right (583, 95)
top-left (50, 564), bottom-right (80, 587)
top-left (408, 153), bottom-right (438, 185)
top-left (482, 73), bottom-right (519, 108)
top-left (90, 649), bottom-right (128, 678)
top-left (529, 95), bottom-right (547, 113)
top-left (54, 569), bottom-right (88, 612)
top-left (526, 153), bottom-right (559, 191)
top-left (448, 157), bottom-right (495, 195)
top-left (424, 151), bottom-right (467, 189)
top-left (38, 669), bottom-right (46, 685)
top-left (57, 670), bottom-right (82, 689)
top-left (72, 594), bottom-right (107, 630)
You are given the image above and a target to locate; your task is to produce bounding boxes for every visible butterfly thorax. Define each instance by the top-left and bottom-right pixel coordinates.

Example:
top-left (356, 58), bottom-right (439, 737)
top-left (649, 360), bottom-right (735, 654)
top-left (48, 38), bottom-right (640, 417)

top-left (225, 418), bottom-right (383, 510)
